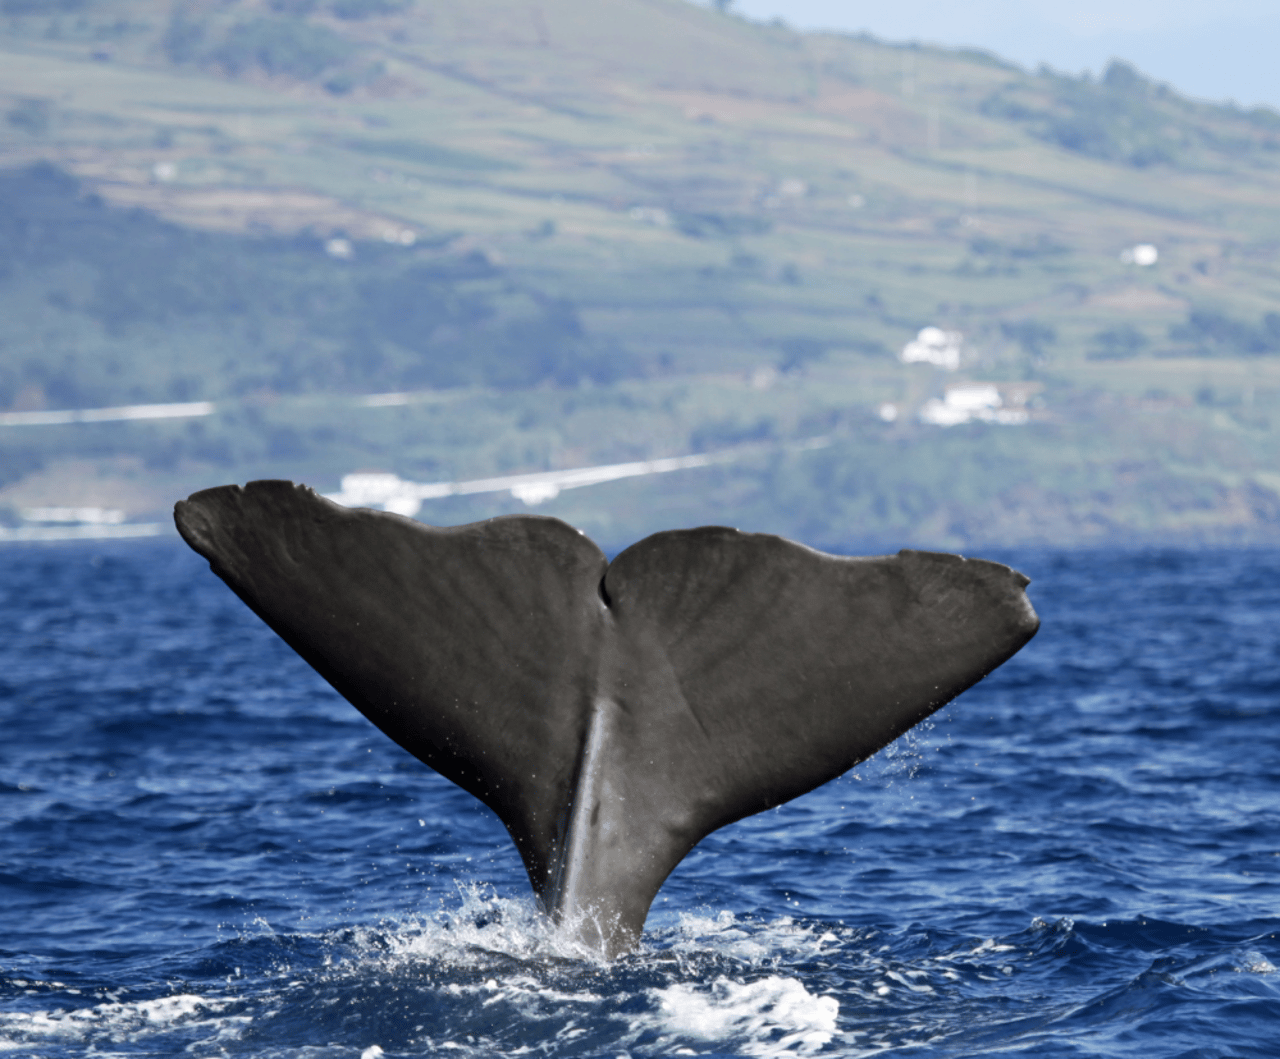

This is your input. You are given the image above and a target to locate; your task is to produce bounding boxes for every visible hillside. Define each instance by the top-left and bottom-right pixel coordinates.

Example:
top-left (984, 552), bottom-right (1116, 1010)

top-left (2, 0), bottom-right (1279, 549)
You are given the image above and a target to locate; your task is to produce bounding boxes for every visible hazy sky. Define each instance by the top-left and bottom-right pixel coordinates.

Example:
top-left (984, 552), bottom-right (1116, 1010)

top-left (728, 1), bottom-right (1277, 110)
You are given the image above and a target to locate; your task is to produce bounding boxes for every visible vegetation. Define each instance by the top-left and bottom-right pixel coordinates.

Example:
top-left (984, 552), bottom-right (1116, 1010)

top-left (1, 0), bottom-right (1279, 546)
top-left (0, 163), bottom-right (630, 410)
top-left (164, 3), bottom-right (394, 92)
top-left (981, 60), bottom-right (1280, 168)
top-left (1000, 321), bottom-right (1056, 361)
top-left (1088, 325), bottom-right (1149, 361)
top-left (211, 17), bottom-right (354, 81)
top-left (1169, 309), bottom-right (1280, 357)
top-left (330, 0), bottom-right (412, 19)
top-left (1, 0), bottom-right (86, 12)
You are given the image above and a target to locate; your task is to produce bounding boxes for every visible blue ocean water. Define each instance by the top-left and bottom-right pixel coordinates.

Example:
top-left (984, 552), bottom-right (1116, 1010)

top-left (1, 540), bottom-right (1278, 1058)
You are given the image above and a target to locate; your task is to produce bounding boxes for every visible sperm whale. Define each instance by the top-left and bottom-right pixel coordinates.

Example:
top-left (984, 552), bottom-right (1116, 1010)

top-left (175, 480), bottom-right (1039, 957)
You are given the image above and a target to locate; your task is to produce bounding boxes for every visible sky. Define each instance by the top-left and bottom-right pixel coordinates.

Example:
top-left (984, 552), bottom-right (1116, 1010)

top-left (726, 1), bottom-right (1279, 111)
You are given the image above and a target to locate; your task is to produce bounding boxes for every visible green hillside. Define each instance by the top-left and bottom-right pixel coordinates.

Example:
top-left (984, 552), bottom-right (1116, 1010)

top-left (2, 0), bottom-right (1279, 548)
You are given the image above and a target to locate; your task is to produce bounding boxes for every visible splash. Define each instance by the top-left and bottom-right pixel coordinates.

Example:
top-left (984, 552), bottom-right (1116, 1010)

top-left (0, 993), bottom-right (242, 1051)
top-left (663, 910), bottom-right (843, 965)
top-left (647, 976), bottom-right (838, 1056)
top-left (353, 882), bottom-right (611, 966)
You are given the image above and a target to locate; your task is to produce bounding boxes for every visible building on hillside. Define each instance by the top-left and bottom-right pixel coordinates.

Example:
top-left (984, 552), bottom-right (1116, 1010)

top-left (918, 381), bottom-right (1042, 426)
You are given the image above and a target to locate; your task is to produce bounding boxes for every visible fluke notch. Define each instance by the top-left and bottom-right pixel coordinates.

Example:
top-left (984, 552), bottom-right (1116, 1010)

top-left (175, 480), bottom-right (1039, 956)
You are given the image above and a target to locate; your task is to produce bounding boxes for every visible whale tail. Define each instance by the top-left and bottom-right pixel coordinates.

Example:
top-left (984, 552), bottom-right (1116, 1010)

top-left (175, 480), bottom-right (1039, 956)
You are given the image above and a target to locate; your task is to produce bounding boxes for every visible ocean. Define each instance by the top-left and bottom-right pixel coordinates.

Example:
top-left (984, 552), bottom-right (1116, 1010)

top-left (1, 540), bottom-right (1277, 1057)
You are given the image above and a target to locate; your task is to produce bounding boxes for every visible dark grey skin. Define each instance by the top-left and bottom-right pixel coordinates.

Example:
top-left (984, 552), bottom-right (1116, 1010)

top-left (175, 480), bottom-right (1039, 958)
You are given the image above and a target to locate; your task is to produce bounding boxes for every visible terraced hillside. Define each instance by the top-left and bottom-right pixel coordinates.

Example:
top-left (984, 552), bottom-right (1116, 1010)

top-left (2, 0), bottom-right (1279, 548)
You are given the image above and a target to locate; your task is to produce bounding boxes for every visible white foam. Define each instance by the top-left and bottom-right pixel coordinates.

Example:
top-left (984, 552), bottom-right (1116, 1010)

top-left (362, 883), bottom-right (611, 966)
top-left (663, 910), bottom-right (841, 965)
top-left (648, 975), bottom-right (838, 1056)
top-left (282, 903), bottom-right (848, 1057)
top-left (1236, 950), bottom-right (1276, 974)
top-left (0, 894), bottom-right (1028, 1057)
top-left (0, 991), bottom-right (239, 1049)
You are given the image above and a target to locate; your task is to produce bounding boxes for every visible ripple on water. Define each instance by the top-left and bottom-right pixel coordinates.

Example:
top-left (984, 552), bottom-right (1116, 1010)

top-left (4, 544), bottom-right (1280, 1056)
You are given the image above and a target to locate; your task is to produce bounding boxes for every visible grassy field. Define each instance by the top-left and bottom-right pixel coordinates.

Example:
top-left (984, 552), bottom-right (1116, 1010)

top-left (1, 0), bottom-right (1278, 547)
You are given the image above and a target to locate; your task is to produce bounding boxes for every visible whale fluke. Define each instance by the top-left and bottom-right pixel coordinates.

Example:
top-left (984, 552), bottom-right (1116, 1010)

top-left (175, 480), bottom-right (1039, 956)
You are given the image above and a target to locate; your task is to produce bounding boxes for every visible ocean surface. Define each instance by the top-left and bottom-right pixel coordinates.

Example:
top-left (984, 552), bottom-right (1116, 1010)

top-left (1, 540), bottom-right (1278, 1058)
